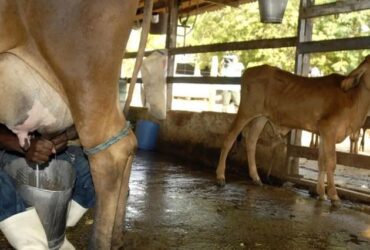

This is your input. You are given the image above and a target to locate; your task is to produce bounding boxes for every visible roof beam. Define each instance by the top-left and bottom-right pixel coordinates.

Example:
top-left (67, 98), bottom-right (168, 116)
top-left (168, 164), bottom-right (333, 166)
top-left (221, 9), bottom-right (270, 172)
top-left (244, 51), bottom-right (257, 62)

top-left (297, 36), bottom-right (370, 54)
top-left (302, 0), bottom-right (370, 19)
top-left (204, 0), bottom-right (239, 7)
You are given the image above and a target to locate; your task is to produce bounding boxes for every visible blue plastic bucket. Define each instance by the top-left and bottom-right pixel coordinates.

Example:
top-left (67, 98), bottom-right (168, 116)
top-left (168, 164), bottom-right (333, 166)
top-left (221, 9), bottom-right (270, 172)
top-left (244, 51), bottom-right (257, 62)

top-left (135, 120), bottom-right (160, 150)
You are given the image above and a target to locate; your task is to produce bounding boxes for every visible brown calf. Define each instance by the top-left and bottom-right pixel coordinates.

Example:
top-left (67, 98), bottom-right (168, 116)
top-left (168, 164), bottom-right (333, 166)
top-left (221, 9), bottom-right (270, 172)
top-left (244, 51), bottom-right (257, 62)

top-left (216, 55), bottom-right (370, 207)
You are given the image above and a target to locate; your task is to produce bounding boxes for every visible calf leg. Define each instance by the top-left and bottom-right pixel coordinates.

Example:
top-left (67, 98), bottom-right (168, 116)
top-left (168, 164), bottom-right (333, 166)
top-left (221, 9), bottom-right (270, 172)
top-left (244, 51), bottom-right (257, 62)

top-left (317, 134), bottom-right (340, 206)
top-left (245, 117), bottom-right (268, 185)
top-left (309, 133), bottom-right (315, 148)
top-left (317, 146), bottom-right (327, 201)
top-left (360, 129), bottom-right (366, 152)
top-left (310, 133), bottom-right (319, 148)
top-left (216, 115), bottom-right (255, 186)
top-left (350, 130), bottom-right (360, 154)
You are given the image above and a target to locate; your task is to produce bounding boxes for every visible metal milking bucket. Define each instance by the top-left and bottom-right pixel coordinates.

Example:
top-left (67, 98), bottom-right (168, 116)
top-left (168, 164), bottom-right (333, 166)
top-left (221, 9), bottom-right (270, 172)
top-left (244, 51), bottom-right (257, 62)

top-left (4, 159), bottom-right (76, 250)
top-left (258, 0), bottom-right (288, 23)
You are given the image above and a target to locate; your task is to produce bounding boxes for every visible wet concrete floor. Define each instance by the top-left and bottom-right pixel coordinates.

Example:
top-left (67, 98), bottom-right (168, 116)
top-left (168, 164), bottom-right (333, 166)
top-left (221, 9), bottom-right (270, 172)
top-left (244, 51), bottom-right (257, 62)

top-left (1, 150), bottom-right (370, 249)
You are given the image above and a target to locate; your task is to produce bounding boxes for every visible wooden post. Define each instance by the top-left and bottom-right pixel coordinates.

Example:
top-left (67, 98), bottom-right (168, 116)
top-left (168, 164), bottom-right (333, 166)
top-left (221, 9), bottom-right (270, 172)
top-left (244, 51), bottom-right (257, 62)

top-left (165, 0), bottom-right (179, 110)
top-left (295, 0), bottom-right (314, 76)
top-left (287, 0), bottom-right (315, 177)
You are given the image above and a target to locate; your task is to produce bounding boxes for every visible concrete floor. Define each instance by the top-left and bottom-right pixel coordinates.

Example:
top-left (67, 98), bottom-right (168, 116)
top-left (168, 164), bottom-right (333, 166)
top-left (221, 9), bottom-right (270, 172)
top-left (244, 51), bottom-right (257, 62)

top-left (1, 150), bottom-right (370, 249)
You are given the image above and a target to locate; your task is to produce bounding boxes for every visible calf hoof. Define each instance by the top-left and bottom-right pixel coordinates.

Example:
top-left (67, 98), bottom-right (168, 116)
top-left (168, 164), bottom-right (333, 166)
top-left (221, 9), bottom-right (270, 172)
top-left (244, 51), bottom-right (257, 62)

top-left (317, 194), bottom-right (327, 201)
top-left (331, 199), bottom-right (341, 208)
top-left (216, 179), bottom-right (226, 187)
top-left (308, 188), bottom-right (317, 197)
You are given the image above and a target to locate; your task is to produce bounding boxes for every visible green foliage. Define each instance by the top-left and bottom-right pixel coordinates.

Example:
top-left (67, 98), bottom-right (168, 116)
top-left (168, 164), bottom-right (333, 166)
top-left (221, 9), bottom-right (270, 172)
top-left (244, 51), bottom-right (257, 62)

top-left (184, 1), bottom-right (299, 72)
top-left (183, 1), bottom-right (370, 75)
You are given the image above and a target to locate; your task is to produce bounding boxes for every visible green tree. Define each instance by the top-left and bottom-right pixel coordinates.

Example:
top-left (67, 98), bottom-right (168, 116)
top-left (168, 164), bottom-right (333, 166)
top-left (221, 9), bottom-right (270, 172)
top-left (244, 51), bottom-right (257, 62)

top-left (185, 1), bottom-right (370, 75)
top-left (185, 1), bottom-right (299, 72)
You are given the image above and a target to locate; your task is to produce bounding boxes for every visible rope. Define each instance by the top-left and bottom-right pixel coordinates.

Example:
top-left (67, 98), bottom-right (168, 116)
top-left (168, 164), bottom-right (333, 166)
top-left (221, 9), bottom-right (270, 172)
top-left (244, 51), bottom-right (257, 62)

top-left (83, 122), bottom-right (131, 156)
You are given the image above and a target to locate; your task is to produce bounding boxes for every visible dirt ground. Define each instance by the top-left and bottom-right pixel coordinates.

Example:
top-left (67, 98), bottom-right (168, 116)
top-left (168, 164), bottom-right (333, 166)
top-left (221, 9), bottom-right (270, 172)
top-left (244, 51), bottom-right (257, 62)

top-left (1, 150), bottom-right (370, 250)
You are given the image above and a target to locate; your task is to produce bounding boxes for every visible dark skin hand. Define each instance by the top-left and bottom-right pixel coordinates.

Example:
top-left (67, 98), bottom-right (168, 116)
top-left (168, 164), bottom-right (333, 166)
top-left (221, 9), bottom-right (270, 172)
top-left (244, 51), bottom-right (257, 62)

top-left (0, 124), bottom-right (78, 164)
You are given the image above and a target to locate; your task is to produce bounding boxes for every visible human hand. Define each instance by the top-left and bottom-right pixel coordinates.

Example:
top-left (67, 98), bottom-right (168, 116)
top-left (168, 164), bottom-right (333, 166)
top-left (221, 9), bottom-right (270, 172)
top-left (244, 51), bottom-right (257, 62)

top-left (51, 132), bottom-right (69, 154)
top-left (25, 138), bottom-right (54, 164)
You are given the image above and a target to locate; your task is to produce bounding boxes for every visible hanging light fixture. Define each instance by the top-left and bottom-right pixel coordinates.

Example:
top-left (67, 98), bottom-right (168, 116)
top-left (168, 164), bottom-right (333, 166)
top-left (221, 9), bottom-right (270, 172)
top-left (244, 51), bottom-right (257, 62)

top-left (150, 12), bottom-right (168, 34)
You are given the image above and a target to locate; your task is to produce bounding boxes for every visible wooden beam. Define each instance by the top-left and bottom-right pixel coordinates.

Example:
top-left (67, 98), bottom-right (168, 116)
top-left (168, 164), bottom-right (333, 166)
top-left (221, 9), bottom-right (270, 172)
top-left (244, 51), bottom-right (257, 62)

top-left (135, 1), bottom-right (167, 21)
top-left (166, 0), bottom-right (180, 109)
top-left (295, 0), bottom-right (314, 76)
top-left (285, 176), bottom-right (370, 205)
top-left (204, 0), bottom-right (239, 7)
top-left (302, 0), bottom-right (370, 19)
top-left (289, 0), bottom-right (314, 177)
top-left (137, 0), bottom-right (160, 9)
top-left (178, 2), bottom-right (216, 17)
top-left (124, 51), bottom-right (153, 59)
top-left (171, 37), bottom-right (296, 54)
top-left (178, 0), bottom-right (255, 17)
top-left (297, 36), bottom-right (370, 54)
top-left (168, 76), bottom-right (240, 84)
top-left (125, 76), bottom-right (241, 84)
top-left (288, 145), bottom-right (370, 171)
top-left (124, 37), bottom-right (297, 58)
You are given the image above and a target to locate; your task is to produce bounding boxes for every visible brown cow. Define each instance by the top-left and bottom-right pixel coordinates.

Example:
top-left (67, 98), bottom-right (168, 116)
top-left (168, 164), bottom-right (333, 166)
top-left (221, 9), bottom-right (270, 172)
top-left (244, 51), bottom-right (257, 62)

top-left (0, 0), bottom-right (152, 249)
top-left (216, 56), bottom-right (370, 207)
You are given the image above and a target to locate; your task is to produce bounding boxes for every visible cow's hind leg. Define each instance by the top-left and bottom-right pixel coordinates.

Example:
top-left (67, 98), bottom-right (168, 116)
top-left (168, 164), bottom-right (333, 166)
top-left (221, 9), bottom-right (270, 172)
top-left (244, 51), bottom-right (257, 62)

top-left (216, 114), bottom-right (257, 186)
top-left (88, 131), bottom-right (137, 250)
top-left (112, 145), bottom-right (136, 249)
top-left (245, 117), bottom-right (268, 185)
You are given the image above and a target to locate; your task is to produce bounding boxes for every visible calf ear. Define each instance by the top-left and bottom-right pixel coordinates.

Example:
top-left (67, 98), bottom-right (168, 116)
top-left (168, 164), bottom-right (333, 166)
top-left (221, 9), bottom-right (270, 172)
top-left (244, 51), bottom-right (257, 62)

top-left (341, 68), bottom-right (366, 91)
top-left (341, 76), bottom-right (358, 91)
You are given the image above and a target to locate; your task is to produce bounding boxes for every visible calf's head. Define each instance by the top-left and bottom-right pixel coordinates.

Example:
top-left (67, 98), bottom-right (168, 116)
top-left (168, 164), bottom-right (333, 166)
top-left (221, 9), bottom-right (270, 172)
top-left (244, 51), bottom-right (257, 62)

top-left (341, 55), bottom-right (370, 91)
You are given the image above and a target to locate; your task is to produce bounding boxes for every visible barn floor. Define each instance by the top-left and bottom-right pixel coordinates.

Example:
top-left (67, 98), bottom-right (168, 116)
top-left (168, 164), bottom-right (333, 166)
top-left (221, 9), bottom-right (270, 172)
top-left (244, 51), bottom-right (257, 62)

top-left (1, 150), bottom-right (370, 250)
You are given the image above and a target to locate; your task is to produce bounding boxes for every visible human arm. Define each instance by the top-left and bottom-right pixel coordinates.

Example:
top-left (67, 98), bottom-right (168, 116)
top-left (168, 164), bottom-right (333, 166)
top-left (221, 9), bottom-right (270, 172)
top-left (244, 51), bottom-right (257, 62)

top-left (0, 124), bottom-right (24, 153)
top-left (0, 124), bottom-right (78, 164)
top-left (0, 124), bottom-right (54, 163)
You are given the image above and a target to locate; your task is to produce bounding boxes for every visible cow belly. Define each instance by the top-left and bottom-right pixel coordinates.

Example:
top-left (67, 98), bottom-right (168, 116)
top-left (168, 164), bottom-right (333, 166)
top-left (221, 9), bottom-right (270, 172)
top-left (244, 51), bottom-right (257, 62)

top-left (0, 52), bottom-right (73, 147)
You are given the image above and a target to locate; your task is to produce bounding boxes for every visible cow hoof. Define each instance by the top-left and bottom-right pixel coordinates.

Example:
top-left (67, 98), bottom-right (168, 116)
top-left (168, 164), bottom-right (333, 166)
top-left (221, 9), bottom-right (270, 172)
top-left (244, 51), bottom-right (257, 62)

top-left (331, 199), bottom-right (341, 208)
top-left (253, 180), bottom-right (263, 186)
top-left (216, 179), bottom-right (226, 187)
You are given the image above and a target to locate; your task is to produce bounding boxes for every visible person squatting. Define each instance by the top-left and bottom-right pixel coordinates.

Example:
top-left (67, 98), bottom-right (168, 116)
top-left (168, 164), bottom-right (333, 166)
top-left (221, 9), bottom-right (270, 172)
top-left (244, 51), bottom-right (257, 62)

top-left (0, 124), bottom-right (95, 249)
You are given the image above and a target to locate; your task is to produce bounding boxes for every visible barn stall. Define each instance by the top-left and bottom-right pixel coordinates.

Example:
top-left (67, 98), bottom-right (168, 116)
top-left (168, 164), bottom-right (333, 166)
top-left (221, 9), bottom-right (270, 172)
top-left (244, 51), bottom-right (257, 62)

top-left (1, 0), bottom-right (370, 249)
